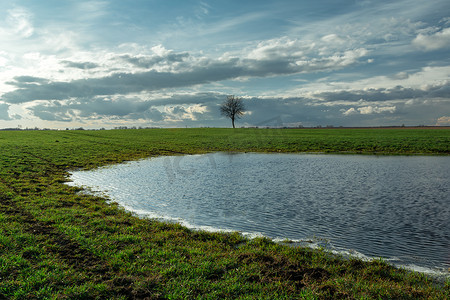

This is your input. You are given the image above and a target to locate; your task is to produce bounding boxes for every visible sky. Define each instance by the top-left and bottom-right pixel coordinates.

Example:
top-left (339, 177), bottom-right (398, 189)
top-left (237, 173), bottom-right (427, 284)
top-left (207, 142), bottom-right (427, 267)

top-left (0, 0), bottom-right (449, 129)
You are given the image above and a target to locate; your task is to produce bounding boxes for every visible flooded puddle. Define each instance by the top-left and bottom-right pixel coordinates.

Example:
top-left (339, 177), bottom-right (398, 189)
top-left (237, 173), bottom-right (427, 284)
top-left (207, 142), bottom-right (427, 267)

top-left (67, 153), bottom-right (450, 276)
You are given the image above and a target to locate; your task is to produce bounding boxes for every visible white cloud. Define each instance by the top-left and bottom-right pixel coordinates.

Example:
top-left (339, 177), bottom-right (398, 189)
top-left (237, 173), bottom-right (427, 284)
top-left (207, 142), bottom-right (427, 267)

top-left (287, 66), bottom-right (450, 98)
top-left (41, 30), bottom-right (82, 53)
top-left (321, 34), bottom-right (346, 45)
top-left (196, 1), bottom-right (211, 18)
top-left (342, 107), bottom-right (358, 116)
top-left (436, 116), bottom-right (450, 126)
top-left (0, 55), bottom-right (8, 67)
top-left (413, 27), bottom-right (450, 51)
top-left (244, 37), bottom-right (369, 72)
top-left (6, 8), bottom-right (34, 38)
top-left (342, 105), bottom-right (396, 116)
top-left (358, 106), bottom-right (396, 114)
top-left (151, 45), bottom-right (171, 57)
top-left (74, 1), bottom-right (109, 21)
top-left (246, 38), bottom-right (308, 60)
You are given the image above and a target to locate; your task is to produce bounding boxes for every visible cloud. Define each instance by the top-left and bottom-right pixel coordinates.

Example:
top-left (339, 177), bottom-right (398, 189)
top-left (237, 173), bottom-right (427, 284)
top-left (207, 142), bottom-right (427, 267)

top-left (25, 93), bottom-right (227, 123)
top-left (436, 116), bottom-right (450, 126)
top-left (117, 45), bottom-right (191, 70)
top-left (342, 105), bottom-right (395, 116)
top-left (5, 76), bottom-right (50, 88)
top-left (241, 97), bottom-right (401, 127)
top-left (118, 51), bottom-right (189, 69)
top-left (413, 27), bottom-right (450, 51)
top-left (0, 53), bottom-right (8, 67)
top-left (0, 103), bottom-right (12, 120)
top-left (357, 105), bottom-right (396, 114)
top-left (19, 91), bottom-right (450, 128)
top-left (61, 60), bottom-right (100, 69)
top-left (342, 107), bottom-right (358, 116)
top-left (31, 105), bottom-right (73, 122)
top-left (243, 37), bottom-right (369, 75)
top-left (74, 1), bottom-right (109, 21)
top-left (28, 97), bottom-right (165, 122)
top-left (1, 62), bottom-right (240, 104)
top-left (1, 41), bottom-right (371, 104)
top-left (196, 1), bottom-right (211, 18)
top-left (315, 82), bottom-right (450, 102)
top-left (6, 8), bottom-right (34, 38)
top-left (321, 34), bottom-right (346, 45)
top-left (244, 47), bottom-right (368, 76)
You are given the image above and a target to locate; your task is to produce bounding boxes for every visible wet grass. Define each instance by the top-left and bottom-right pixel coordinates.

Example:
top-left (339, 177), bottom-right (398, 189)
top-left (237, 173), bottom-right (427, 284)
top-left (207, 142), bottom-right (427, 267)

top-left (0, 128), bottom-right (449, 299)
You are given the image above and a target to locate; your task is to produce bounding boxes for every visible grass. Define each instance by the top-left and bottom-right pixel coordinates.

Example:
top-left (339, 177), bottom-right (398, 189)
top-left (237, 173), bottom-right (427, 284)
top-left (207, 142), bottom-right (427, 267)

top-left (0, 128), bottom-right (449, 299)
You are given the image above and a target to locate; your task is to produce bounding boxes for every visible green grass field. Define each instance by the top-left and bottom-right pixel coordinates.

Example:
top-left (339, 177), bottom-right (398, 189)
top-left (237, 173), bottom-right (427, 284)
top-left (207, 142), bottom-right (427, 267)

top-left (0, 128), bottom-right (449, 299)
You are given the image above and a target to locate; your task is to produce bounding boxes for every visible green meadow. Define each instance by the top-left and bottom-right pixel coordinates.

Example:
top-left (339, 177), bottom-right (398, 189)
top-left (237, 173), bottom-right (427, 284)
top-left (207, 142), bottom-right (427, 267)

top-left (0, 128), bottom-right (449, 299)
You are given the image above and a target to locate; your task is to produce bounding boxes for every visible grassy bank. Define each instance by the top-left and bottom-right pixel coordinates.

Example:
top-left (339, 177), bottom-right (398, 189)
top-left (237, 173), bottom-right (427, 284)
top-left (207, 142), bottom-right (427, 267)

top-left (0, 128), bottom-right (449, 299)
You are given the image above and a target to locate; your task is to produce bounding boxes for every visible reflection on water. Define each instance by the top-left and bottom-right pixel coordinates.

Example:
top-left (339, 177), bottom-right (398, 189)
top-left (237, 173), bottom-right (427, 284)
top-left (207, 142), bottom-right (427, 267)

top-left (67, 153), bottom-right (450, 274)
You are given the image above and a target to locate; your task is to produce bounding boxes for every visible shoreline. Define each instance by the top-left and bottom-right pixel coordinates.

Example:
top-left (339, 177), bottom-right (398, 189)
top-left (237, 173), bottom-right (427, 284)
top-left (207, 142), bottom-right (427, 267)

top-left (66, 152), bottom-right (450, 281)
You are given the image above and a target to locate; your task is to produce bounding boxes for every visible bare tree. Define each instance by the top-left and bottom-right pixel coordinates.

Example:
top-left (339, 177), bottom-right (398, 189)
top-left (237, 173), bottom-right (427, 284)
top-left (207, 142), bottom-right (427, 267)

top-left (220, 95), bottom-right (245, 128)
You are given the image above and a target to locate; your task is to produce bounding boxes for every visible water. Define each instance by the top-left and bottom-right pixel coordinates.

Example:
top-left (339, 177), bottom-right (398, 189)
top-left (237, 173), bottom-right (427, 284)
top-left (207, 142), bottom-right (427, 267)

top-left (67, 153), bottom-right (450, 275)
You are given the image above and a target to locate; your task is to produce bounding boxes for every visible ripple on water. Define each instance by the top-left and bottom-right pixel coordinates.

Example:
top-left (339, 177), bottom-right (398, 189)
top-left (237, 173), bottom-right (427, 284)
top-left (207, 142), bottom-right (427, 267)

top-left (67, 153), bottom-right (450, 275)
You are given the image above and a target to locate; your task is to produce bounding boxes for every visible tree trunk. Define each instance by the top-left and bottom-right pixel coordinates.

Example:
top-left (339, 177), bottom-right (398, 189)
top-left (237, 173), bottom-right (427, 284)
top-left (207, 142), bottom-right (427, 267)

top-left (232, 117), bottom-right (235, 128)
